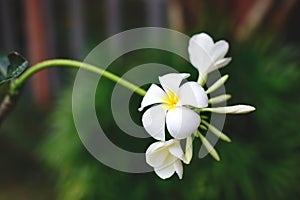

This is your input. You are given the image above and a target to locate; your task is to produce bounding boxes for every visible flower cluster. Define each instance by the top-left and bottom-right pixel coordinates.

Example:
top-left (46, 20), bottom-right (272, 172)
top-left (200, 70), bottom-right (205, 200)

top-left (139, 33), bottom-right (255, 179)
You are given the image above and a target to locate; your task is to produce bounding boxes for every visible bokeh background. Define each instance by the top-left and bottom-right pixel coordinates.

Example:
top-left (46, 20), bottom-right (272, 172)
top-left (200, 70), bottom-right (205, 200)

top-left (0, 0), bottom-right (300, 199)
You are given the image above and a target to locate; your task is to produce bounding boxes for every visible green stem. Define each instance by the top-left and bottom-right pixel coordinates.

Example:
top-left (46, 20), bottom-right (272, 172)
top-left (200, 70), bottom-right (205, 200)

top-left (197, 74), bottom-right (207, 86)
top-left (11, 59), bottom-right (146, 96)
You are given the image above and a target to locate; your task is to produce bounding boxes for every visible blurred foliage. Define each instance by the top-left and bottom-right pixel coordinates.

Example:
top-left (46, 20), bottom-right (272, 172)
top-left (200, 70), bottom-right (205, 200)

top-left (39, 32), bottom-right (300, 199)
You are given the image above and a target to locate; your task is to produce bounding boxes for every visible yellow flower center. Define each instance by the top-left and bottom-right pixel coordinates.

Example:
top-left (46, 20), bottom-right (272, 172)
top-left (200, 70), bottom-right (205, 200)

top-left (163, 91), bottom-right (179, 110)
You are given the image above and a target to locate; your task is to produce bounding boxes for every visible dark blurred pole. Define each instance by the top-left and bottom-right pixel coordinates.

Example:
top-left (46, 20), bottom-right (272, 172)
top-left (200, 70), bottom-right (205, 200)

top-left (69, 0), bottom-right (85, 59)
top-left (24, 0), bottom-right (51, 108)
top-left (105, 0), bottom-right (121, 35)
top-left (146, 0), bottom-right (166, 27)
top-left (0, 0), bottom-right (17, 52)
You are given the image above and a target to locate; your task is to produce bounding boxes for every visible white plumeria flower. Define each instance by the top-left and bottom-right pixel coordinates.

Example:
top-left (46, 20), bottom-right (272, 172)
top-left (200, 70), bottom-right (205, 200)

top-left (146, 139), bottom-right (190, 179)
top-left (142, 33), bottom-right (256, 179)
top-left (188, 33), bottom-right (232, 78)
top-left (139, 73), bottom-right (208, 140)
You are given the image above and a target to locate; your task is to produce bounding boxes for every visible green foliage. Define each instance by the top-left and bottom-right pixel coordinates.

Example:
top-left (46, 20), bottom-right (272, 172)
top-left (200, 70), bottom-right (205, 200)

top-left (39, 36), bottom-right (300, 199)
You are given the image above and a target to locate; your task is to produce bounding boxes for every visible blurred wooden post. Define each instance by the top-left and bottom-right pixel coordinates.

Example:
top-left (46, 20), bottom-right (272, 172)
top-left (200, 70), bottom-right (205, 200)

top-left (105, 0), bottom-right (121, 35)
top-left (146, 0), bottom-right (166, 27)
top-left (167, 0), bottom-right (185, 32)
top-left (167, 0), bottom-right (202, 32)
top-left (0, 0), bottom-right (17, 52)
top-left (24, 0), bottom-right (51, 108)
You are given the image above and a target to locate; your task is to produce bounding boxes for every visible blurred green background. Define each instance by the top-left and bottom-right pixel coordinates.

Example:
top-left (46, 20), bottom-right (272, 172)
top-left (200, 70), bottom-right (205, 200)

top-left (0, 0), bottom-right (300, 199)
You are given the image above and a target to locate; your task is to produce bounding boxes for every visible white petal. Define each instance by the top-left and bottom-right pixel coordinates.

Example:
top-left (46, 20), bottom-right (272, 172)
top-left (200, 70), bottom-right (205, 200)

top-left (188, 33), bottom-right (231, 75)
top-left (208, 58), bottom-right (231, 73)
top-left (139, 84), bottom-right (166, 111)
top-left (142, 105), bottom-right (166, 140)
top-left (215, 57), bottom-right (232, 68)
top-left (184, 135), bottom-right (193, 164)
top-left (208, 57), bottom-right (232, 73)
top-left (154, 165), bottom-right (175, 179)
top-left (188, 38), bottom-right (213, 76)
top-left (178, 82), bottom-right (208, 108)
top-left (210, 40), bottom-right (229, 61)
top-left (206, 74), bottom-right (229, 94)
top-left (190, 33), bottom-right (214, 51)
top-left (168, 140), bottom-right (185, 160)
top-left (146, 141), bottom-right (169, 167)
top-left (174, 159), bottom-right (183, 179)
top-left (154, 155), bottom-right (176, 179)
top-left (166, 107), bottom-right (200, 139)
top-left (158, 73), bottom-right (190, 94)
top-left (202, 105), bottom-right (256, 114)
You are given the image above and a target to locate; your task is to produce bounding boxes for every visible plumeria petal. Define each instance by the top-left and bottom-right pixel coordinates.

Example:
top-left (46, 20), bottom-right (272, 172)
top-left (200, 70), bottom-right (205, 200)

top-left (190, 33), bottom-right (214, 51)
top-left (146, 141), bottom-right (170, 167)
top-left (146, 140), bottom-right (186, 179)
top-left (188, 37), bottom-right (214, 76)
top-left (188, 33), bottom-right (231, 76)
top-left (210, 40), bottom-right (229, 60)
top-left (215, 57), bottom-right (232, 68)
top-left (174, 159), bottom-right (183, 179)
top-left (158, 73), bottom-right (190, 94)
top-left (154, 153), bottom-right (177, 179)
top-left (206, 74), bottom-right (229, 94)
top-left (178, 82), bottom-right (208, 108)
top-left (166, 107), bottom-right (200, 139)
top-left (168, 141), bottom-right (185, 160)
top-left (202, 105), bottom-right (256, 114)
top-left (142, 105), bottom-right (166, 140)
top-left (139, 84), bottom-right (166, 111)
top-left (154, 161), bottom-right (176, 179)
top-left (208, 58), bottom-right (232, 73)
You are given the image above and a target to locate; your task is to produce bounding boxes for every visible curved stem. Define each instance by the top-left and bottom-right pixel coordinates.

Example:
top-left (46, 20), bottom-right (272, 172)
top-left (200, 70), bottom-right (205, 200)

top-left (11, 59), bottom-right (146, 96)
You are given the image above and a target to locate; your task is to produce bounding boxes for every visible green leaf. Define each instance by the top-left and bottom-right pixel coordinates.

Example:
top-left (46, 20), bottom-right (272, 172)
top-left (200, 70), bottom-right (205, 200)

top-left (0, 52), bottom-right (28, 85)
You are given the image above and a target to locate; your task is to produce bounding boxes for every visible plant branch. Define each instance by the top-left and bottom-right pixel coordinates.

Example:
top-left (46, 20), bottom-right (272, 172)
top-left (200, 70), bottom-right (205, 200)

top-left (0, 93), bottom-right (20, 125)
top-left (11, 59), bottom-right (146, 96)
top-left (0, 59), bottom-right (147, 125)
